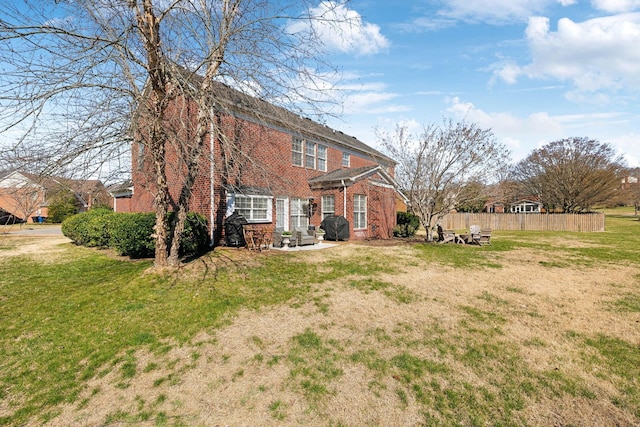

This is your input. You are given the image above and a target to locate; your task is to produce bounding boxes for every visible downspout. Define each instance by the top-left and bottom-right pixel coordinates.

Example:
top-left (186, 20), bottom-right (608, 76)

top-left (209, 108), bottom-right (215, 246)
top-left (341, 179), bottom-right (347, 216)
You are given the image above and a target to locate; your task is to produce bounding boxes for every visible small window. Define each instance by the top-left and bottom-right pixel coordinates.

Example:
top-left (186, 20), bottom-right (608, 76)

top-left (305, 142), bottom-right (316, 169)
top-left (321, 195), bottom-right (335, 220)
top-left (317, 145), bottom-right (327, 172)
top-left (353, 194), bottom-right (367, 229)
top-left (342, 152), bottom-right (350, 167)
top-left (292, 138), bottom-right (303, 166)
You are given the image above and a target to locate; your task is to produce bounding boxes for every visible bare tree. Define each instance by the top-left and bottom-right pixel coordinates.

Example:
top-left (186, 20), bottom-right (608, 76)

top-left (1, 0), bottom-right (347, 267)
top-left (512, 137), bottom-right (625, 213)
top-left (378, 120), bottom-right (511, 241)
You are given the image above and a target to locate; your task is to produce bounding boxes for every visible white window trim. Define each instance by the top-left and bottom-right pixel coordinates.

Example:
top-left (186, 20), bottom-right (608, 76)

top-left (292, 138), bottom-right (303, 167)
top-left (226, 194), bottom-right (273, 223)
top-left (317, 145), bottom-right (327, 172)
top-left (321, 195), bottom-right (335, 220)
top-left (305, 142), bottom-right (316, 169)
top-left (290, 197), bottom-right (310, 228)
top-left (342, 152), bottom-right (350, 167)
top-left (353, 194), bottom-right (367, 229)
top-left (276, 197), bottom-right (289, 230)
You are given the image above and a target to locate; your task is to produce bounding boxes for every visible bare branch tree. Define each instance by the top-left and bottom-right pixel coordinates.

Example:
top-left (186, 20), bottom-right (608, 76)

top-left (1, 0), bottom-right (348, 267)
top-left (378, 119), bottom-right (511, 241)
top-left (512, 137), bottom-right (625, 213)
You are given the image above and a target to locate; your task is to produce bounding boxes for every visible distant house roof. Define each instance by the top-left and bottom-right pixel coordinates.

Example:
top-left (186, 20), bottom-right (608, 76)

top-left (108, 180), bottom-right (134, 197)
top-left (169, 66), bottom-right (395, 166)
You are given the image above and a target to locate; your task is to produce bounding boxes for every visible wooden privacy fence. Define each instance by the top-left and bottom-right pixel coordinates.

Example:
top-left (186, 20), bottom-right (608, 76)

top-left (442, 213), bottom-right (605, 232)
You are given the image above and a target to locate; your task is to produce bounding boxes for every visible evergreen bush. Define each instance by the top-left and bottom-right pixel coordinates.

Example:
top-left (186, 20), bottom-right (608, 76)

top-left (393, 211), bottom-right (420, 237)
top-left (108, 212), bottom-right (156, 258)
top-left (62, 210), bottom-right (210, 259)
top-left (61, 208), bottom-right (113, 246)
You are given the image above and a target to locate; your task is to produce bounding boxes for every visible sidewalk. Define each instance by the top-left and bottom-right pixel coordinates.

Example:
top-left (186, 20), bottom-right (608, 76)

top-left (0, 224), bottom-right (63, 236)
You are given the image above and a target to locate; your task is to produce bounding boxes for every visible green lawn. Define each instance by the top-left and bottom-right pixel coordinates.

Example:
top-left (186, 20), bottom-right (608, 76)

top-left (1, 210), bottom-right (639, 426)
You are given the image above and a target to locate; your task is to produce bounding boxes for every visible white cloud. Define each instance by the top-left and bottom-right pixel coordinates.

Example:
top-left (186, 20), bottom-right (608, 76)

top-left (591, 0), bottom-right (640, 13)
top-left (287, 1), bottom-right (389, 56)
top-left (441, 97), bottom-right (640, 165)
top-left (609, 133), bottom-right (640, 166)
top-left (436, 0), bottom-right (570, 24)
top-left (496, 13), bottom-right (640, 93)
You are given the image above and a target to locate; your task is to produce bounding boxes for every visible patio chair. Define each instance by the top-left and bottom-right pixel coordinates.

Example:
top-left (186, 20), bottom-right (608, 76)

top-left (272, 228), bottom-right (296, 248)
top-left (294, 226), bottom-right (316, 246)
top-left (437, 225), bottom-right (464, 244)
top-left (477, 228), bottom-right (492, 246)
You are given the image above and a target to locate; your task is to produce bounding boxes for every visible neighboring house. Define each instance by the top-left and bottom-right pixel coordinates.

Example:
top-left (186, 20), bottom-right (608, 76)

top-left (483, 199), bottom-right (506, 213)
top-left (108, 180), bottom-right (134, 213)
top-left (131, 75), bottom-right (401, 244)
top-left (0, 170), bottom-right (108, 223)
top-left (510, 199), bottom-right (543, 213)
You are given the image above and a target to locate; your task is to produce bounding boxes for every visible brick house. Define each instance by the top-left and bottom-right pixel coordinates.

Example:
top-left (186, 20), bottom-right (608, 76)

top-left (0, 170), bottom-right (108, 223)
top-left (130, 77), bottom-right (400, 245)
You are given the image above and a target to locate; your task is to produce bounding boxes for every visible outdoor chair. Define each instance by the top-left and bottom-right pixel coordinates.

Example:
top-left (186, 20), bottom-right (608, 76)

top-left (477, 228), bottom-right (492, 246)
top-left (294, 226), bottom-right (316, 246)
top-left (437, 225), bottom-right (464, 244)
top-left (272, 227), bottom-right (297, 248)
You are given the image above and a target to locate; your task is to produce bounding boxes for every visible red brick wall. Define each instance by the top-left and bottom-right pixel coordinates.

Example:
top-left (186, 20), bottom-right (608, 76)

top-left (131, 95), bottom-right (397, 244)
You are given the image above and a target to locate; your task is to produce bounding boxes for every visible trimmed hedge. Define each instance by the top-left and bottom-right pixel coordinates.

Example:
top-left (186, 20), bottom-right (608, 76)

top-left (62, 210), bottom-right (210, 259)
top-left (61, 208), bottom-right (115, 247)
top-left (109, 213), bottom-right (156, 258)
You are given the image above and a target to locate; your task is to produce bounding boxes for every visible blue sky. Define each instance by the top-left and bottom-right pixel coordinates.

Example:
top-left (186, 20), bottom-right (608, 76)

top-left (303, 0), bottom-right (640, 167)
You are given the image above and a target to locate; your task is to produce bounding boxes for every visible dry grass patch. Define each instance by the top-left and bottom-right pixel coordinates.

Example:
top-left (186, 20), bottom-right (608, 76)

top-left (42, 241), bottom-right (640, 426)
top-left (3, 219), bottom-right (639, 426)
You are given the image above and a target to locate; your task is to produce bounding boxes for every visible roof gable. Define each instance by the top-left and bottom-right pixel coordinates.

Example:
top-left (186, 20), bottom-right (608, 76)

top-left (308, 165), bottom-right (397, 190)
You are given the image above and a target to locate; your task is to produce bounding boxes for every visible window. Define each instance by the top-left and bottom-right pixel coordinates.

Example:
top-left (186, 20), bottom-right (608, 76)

top-left (276, 198), bottom-right (288, 229)
top-left (227, 194), bottom-right (272, 223)
top-left (305, 142), bottom-right (316, 169)
top-left (317, 145), bottom-right (327, 172)
top-left (321, 195), bottom-right (335, 220)
top-left (293, 137), bottom-right (326, 171)
top-left (292, 138), bottom-right (303, 166)
top-left (342, 152), bottom-right (350, 167)
top-left (290, 198), bottom-right (309, 228)
top-left (353, 194), bottom-right (367, 229)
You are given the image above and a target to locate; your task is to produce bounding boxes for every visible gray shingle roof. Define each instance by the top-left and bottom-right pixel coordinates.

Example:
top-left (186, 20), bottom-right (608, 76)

top-left (172, 66), bottom-right (394, 165)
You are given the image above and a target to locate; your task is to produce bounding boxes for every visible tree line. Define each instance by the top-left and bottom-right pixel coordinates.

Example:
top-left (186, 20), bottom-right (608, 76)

top-left (379, 121), bottom-right (635, 241)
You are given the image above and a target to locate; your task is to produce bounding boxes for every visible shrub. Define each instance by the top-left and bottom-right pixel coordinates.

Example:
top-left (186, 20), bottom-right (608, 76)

top-left (62, 208), bottom-right (114, 246)
top-left (63, 210), bottom-right (210, 259)
top-left (394, 211), bottom-right (420, 238)
top-left (178, 212), bottom-right (210, 257)
top-left (108, 212), bottom-right (156, 258)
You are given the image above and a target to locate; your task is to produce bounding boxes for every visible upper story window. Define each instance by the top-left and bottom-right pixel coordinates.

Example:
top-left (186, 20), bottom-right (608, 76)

top-left (292, 137), bottom-right (326, 171)
top-left (317, 145), bottom-right (327, 172)
top-left (305, 142), bottom-right (316, 169)
top-left (342, 152), bottom-right (350, 167)
top-left (292, 138), bottom-right (303, 167)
